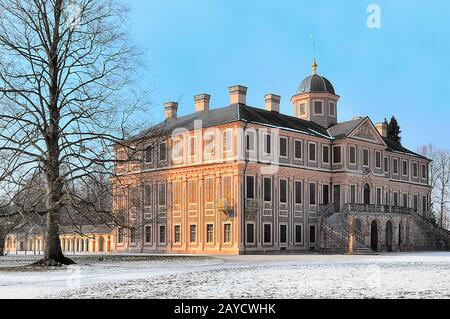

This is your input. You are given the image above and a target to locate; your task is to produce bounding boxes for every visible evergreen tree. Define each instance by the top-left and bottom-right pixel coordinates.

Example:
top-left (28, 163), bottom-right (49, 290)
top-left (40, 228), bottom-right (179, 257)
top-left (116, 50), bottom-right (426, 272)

top-left (387, 116), bottom-right (402, 144)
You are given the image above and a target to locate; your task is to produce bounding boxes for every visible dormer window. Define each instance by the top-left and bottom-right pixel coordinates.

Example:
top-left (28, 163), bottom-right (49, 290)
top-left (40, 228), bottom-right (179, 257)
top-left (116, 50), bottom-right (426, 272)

top-left (314, 101), bottom-right (323, 115)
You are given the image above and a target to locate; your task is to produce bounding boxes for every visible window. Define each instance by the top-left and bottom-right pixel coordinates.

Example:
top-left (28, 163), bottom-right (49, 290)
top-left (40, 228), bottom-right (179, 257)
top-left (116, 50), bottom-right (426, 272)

top-left (224, 224), bottom-right (231, 243)
top-left (173, 138), bottom-right (183, 160)
top-left (205, 178), bottom-right (214, 203)
top-left (384, 157), bottom-right (389, 173)
top-left (309, 225), bottom-right (316, 244)
top-left (188, 180), bottom-right (197, 204)
top-left (309, 143), bottom-right (316, 162)
top-left (280, 225), bottom-right (287, 244)
top-left (329, 102), bottom-right (336, 116)
top-left (294, 140), bottom-right (302, 159)
top-left (422, 196), bottom-right (427, 213)
top-left (144, 185), bottom-right (152, 207)
top-left (349, 146), bottom-right (356, 165)
top-left (314, 101), bottom-right (323, 115)
top-left (189, 225), bottom-right (197, 243)
top-left (386, 191), bottom-right (390, 205)
top-left (145, 146), bottom-right (153, 163)
top-left (322, 185), bottom-right (329, 205)
top-left (309, 183), bottom-right (316, 205)
top-left (363, 149), bottom-right (369, 167)
top-left (377, 188), bottom-right (382, 205)
top-left (223, 130), bottom-right (232, 152)
top-left (295, 225), bottom-right (303, 243)
top-left (174, 225), bottom-right (181, 243)
top-left (204, 133), bottom-right (215, 155)
top-left (222, 176), bottom-right (232, 202)
top-left (403, 194), bottom-right (408, 207)
top-left (130, 228), bottom-right (136, 244)
top-left (422, 164), bottom-right (427, 179)
top-left (145, 226), bottom-right (152, 243)
top-left (159, 143), bottom-right (167, 161)
top-left (246, 131), bottom-right (255, 151)
top-left (402, 160), bottom-right (408, 176)
top-left (413, 162), bottom-right (418, 178)
top-left (264, 178), bottom-right (272, 202)
top-left (299, 103), bottom-right (306, 116)
top-left (159, 225), bottom-right (166, 244)
top-left (375, 151), bottom-right (382, 168)
top-left (279, 179), bottom-right (287, 203)
top-left (189, 137), bottom-right (196, 157)
top-left (394, 192), bottom-right (399, 206)
top-left (264, 134), bottom-right (271, 154)
top-left (263, 224), bottom-right (271, 243)
top-left (246, 176), bottom-right (255, 199)
top-left (246, 224), bottom-right (255, 243)
top-left (172, 181), bottom-right (181, 206)
top-left (332, 146), bottom-right (341, 164)
top-left (413, 195), bottom-right (418, 211)
top-left (295, 181), bottom-right (302, 204)
top-left (279, 137), bottom-right (287, 157)
top-left (206, 224), bottom-right (214, 243)
top-left (350, 185), bottom-right (356, 204)
top-left (393, 159), bottom-right (399, 175)
top-left (118, 227), bottom-right (124, 243)
top-left (158, 183), bottom-right (166, 206)
top-left (322, 145), bottom-right (330, 164)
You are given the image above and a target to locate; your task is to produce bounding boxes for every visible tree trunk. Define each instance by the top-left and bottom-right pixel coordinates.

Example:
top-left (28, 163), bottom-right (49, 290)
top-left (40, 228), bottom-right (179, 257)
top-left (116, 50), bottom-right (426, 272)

top-left (0, 237), bottom-right (5, 256)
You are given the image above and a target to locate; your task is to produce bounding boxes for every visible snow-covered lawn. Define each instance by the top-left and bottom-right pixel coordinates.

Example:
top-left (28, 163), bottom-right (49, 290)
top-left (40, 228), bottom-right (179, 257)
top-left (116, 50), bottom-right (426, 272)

top-left (1, 252), bottom-right (449, 299)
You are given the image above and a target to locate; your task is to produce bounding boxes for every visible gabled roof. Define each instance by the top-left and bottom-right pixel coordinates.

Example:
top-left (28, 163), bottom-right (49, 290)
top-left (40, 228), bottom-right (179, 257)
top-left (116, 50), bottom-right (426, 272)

top-left (383, 137), bottom-right (429, 160)
top-left (327, 117), bottom-right (366, 139)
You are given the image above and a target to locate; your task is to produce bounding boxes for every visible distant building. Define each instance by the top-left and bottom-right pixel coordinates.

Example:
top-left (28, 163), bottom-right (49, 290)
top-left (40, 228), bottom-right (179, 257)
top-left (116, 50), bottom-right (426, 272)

top-left (112, 61), bottom-right (449, 254)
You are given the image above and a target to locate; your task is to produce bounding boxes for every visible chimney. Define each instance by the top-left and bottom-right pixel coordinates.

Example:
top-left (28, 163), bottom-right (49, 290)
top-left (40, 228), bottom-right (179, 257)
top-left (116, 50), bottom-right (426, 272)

top-left (194, 94), bottom-right (211, 112)
top-left (164, 102), bottom-right (178, 120)
top-left (265, 94), bottom-right (281, 113)
top-left (376, 122), bottom-right (388, 137)
top-left (229, 85), bottom-right (247, 105)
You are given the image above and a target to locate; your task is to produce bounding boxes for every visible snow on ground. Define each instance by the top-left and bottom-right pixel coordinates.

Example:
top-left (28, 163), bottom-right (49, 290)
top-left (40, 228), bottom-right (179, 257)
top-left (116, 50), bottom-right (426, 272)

top-left (1, 252), bottom-right (449, 299)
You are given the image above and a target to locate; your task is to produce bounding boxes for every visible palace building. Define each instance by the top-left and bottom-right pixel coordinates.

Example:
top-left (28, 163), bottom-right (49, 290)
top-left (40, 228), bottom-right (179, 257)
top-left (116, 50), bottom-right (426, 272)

top-left (112, 61), bottom-right (449, 254)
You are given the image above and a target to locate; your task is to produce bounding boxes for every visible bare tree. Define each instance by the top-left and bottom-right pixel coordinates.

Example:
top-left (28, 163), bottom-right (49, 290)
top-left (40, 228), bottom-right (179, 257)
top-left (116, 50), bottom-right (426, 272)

top-left (0, 0), bottom-right (156, 265)
top-left (418, 144), bottom-right (450, 229)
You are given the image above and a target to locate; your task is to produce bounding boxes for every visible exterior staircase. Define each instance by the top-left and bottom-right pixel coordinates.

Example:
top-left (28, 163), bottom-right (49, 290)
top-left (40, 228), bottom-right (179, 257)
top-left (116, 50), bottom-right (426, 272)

top-left (410, 210), bottom-right (450, 250)
top-left (319, 204), bottom-right (376, 255)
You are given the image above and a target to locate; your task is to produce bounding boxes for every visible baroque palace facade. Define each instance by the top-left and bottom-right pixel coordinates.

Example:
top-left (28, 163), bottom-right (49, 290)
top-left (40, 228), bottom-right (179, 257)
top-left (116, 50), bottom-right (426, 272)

top-left (112, 62), bottom-right (449, 255)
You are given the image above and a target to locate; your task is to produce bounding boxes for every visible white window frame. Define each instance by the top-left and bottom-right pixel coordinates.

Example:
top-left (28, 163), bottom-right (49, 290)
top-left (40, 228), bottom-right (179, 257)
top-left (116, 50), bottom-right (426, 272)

top-left (384, 156), bottom-right (389, 173)
top-left (279, 136), bottom-right (288, 159)
top-left (279, 223), bottom-right (288, 245)
top-left (263, 223), bottom-right (272, 245)
top-left (308, 142), bottom-right (317, 162)
top-left (245, 222), bottom-right (256, 244)
top-left (206, 223), bottom-right (214, 244)
top-left (421, 164), bottom-right (427, 179)
top-left (204, 133), bottom-right (215, 156)
top-left (173, 224), bottom-right (181, 244)
top-left (393, 158), bottom-right (399, 175)
top-left (402, 159), bottom-right (408, 176)
top-left (189, 224), bottom-right (197, 244)
top-left (223, 129), bottom-right (233, 153)
top-left (223, 223), bottom-right (232, 244)
top-left (144, 146), bottom-right (153, 164)
top-left (263, 132), bottom-right (271, 155)
top-left (246, 175), bottom-right (256, 199)
top-left (279, 179), bottom-right (288, 203)
top-left (313, 100), bottom-right (324, 115)
top-left (159, 225), bottom-right (166, 244)
top-left (362, 148), bottom-right (370, 167)
top-left (322, 145), bottom-right (330, 164)
top-left (299, 103), bottom-right (306, 116)
top-left (375, 151), bottom-right (382, 169)
top-left (189, 136), bottom-right (197, 158)
top-left (245, 130), bottom-right (256, 152)
top-left (159, 142), bottom-right (167, 162)
top-left (332, 145), bottom-right (341, 164)
top-left (329, 101), bottom-right (336, 117)
top-left (294, 139), bottom-right (303, 160)
top-left (412, 162), bottom-right (419, 178)
top-left (349, 146), bottom-right (357, 165)
top-left (294, 223), bottom-right (303, 244)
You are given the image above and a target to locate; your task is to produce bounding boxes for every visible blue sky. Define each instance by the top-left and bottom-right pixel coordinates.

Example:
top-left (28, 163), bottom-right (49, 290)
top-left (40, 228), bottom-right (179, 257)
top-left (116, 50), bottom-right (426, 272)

top-left (127, 0), bottom-right (450, 150)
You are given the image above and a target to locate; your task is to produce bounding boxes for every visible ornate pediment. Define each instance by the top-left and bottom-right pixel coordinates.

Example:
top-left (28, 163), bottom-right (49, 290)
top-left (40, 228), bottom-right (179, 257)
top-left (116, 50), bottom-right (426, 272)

top-left (349, 119), bottom-right (385, 145)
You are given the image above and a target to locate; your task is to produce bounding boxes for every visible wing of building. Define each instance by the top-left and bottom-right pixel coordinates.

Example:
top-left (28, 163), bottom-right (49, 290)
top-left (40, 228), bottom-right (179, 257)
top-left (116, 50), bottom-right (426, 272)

top-left (112, 62), bottom-right (449, 254)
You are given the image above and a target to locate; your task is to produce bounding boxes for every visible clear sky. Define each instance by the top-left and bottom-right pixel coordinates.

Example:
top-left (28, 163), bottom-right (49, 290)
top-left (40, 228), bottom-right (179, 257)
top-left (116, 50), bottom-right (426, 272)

top-left (127, 0), bottom-right (450, 151)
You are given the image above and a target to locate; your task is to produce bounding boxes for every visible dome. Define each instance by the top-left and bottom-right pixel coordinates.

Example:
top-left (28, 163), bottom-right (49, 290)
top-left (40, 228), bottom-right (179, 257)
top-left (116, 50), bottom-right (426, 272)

top-left (297, 74), bottom-right (336, 95)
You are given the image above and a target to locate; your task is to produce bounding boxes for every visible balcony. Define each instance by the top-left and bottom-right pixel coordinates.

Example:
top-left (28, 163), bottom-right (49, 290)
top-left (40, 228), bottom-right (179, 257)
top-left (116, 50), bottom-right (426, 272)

top-left (342, 203), bottom-right (414, 215)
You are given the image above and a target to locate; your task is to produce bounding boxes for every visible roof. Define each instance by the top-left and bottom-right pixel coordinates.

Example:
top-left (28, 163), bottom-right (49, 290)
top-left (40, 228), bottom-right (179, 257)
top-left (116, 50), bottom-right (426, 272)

top-left (327, 117), bottom-right (366, 139)
top-left (135, 104), bottom-right (332, 140)
top-left (383, 137), bottom-right (429, 160)
top-left (297, 74), bottom-right (336, 95)
top-left (134, 104), bottom-right (427, 160)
